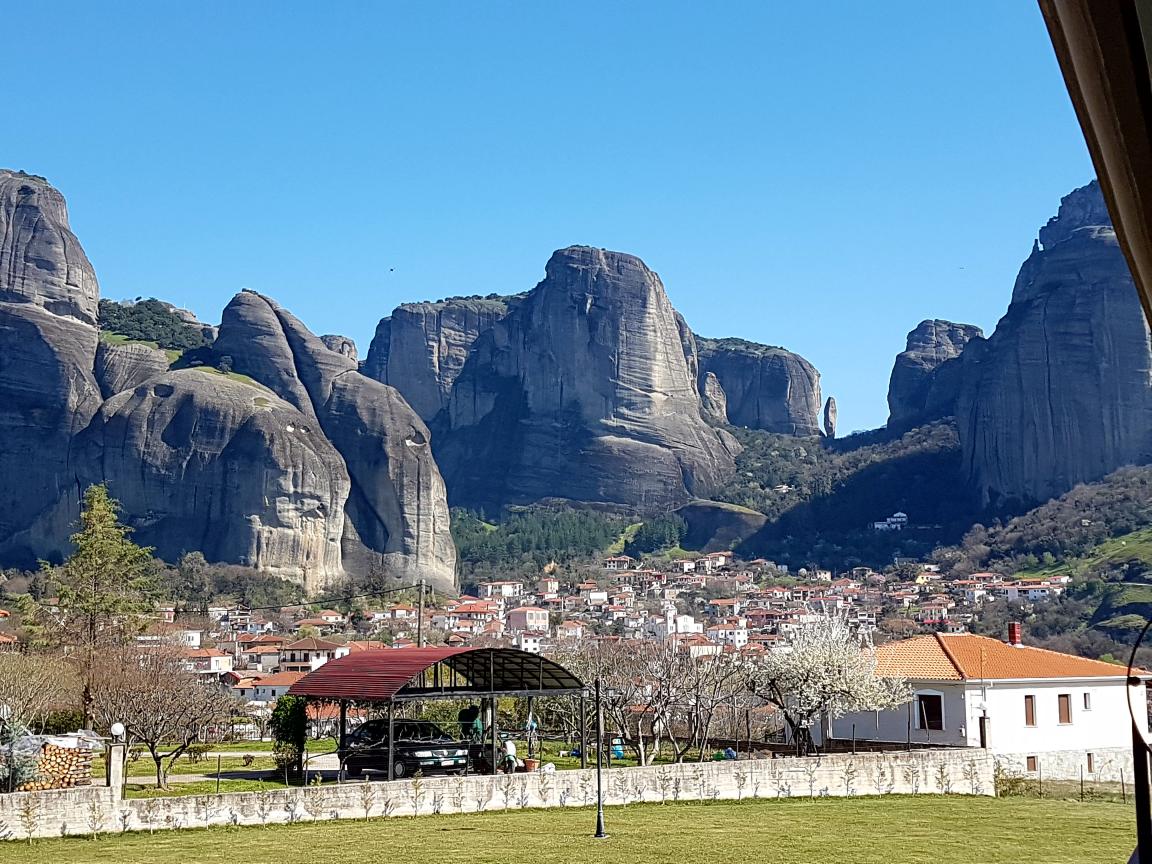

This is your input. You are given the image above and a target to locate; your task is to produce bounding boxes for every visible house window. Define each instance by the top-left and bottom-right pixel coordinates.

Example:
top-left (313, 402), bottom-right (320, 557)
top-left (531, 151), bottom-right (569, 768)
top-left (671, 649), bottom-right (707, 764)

top-left (1083, 692), bottom-right (1092, 711)
top-left (1024, 694), bottom-right (1036, 727)
top-left (1087, 753), bottom-right (1095, 774)
top-left (916, 693), bottom-right (944, 731)
top-left (1026, 755), bottom-right (1037, 772)
top-left (1058, 693), bottom-right (1072, 725)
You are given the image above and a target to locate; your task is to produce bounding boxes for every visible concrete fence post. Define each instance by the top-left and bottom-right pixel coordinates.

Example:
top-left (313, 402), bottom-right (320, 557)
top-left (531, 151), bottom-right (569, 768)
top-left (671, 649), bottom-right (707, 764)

top-left (105, 742), bottom-right (126, 799)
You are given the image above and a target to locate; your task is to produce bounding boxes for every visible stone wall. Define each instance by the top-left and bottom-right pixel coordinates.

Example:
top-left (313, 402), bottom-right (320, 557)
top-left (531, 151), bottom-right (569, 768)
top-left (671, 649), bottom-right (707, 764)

top-left (995, 747), bottom-right (1132, 782)
top-left (0, 749), bottom-right (994, 841)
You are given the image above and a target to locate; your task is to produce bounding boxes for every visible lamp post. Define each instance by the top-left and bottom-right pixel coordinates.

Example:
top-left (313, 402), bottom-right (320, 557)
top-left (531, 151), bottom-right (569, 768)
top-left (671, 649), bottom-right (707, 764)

top-left (594, 677), bottom-right (607, 839)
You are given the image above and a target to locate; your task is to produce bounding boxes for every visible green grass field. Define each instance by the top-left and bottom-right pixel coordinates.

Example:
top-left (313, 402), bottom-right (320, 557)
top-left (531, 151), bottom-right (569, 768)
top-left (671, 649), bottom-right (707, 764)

top-left (1, 796), bottom-right (1134, 864)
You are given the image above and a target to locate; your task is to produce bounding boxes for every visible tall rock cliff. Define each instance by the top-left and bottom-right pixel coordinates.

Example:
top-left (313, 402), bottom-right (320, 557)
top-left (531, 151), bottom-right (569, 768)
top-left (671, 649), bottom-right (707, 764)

top-left (887, 319), bottom-right (983, 431)
top-left (958, 180), bottom-right (1152, 507)
top-left (362, 296), bottom-right (515, 422)
top-left (823, 396), bottom-right (837, 438)
top-left (434, 246), bottom-right (740, 511)
top-left (0, 171), bottom-right (103, 565)
top-left (215, 292), bottom-right (456, 590)
top-left (695, 337), bottom-right (822, 435)
top-left (74, 371), bottom-right (351, 591)
top-left (0, 170), bottom-right (456, 593)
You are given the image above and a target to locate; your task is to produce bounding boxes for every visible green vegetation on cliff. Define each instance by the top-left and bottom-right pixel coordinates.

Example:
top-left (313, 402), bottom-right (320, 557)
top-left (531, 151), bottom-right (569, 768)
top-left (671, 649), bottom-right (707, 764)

top-left (713, 421), bottom-right (973, 569)
top-left (98, 298), bottom-right (209, 351)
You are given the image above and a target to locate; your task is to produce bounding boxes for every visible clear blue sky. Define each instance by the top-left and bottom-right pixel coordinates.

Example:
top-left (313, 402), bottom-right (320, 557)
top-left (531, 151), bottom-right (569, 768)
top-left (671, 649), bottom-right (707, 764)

top-left (6, 2), bottom-right (1093, 431)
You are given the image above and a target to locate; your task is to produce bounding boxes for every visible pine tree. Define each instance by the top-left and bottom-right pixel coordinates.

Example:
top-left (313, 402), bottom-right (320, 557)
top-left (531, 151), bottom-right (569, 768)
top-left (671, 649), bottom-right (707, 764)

top-left (21, 485), bottom-right (157, 727)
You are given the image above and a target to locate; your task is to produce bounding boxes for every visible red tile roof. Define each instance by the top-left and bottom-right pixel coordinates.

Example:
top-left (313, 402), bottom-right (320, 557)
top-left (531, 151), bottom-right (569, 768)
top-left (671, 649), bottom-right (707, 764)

top-left (248, 671), bottom-right (306, 687)
top-left (283, 637), bottom-right (343, 651)
top-left (875, 633), bottom-right (1131, 681)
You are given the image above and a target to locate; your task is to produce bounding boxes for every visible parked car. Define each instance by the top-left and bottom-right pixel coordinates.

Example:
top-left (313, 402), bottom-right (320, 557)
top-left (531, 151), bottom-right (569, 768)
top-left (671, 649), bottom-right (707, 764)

top-left (339, 719), bottom-right (469, 779)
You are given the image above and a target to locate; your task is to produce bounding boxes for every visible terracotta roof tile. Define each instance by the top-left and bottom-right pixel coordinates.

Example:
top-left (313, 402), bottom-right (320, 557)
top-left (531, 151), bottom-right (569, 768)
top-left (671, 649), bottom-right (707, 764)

top-left (939, 634), bottom-right (1129, 680)
top-left (874, 635), bottom-right (962, 680)
top-left (875, 633), bottom-right (1130, 681)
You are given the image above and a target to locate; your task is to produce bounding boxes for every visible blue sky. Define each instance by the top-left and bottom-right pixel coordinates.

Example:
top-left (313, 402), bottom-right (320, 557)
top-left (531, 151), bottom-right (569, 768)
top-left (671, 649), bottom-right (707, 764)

top-left (7, 2), bottom-right (1092, 431)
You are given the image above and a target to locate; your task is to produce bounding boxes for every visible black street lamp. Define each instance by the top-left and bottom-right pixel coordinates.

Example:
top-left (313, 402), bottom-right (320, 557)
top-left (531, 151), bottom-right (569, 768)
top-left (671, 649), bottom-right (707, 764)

top-left (594, 677), bottom-right (607, 839)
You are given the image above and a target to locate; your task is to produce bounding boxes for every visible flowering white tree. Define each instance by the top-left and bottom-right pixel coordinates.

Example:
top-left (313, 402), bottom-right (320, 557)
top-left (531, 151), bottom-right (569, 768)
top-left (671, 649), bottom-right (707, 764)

top-left (743, 614), bottom-right (909, 754)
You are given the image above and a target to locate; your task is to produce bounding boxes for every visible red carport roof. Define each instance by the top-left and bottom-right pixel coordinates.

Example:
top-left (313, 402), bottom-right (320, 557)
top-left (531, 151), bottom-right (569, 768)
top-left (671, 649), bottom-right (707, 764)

top-left (287, 646), bottom-right (584, 702)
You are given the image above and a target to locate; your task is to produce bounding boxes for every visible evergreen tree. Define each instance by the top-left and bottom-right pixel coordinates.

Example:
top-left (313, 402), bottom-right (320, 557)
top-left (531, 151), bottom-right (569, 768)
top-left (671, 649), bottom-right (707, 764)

top-left (20, 485), bottom-right (157, 727)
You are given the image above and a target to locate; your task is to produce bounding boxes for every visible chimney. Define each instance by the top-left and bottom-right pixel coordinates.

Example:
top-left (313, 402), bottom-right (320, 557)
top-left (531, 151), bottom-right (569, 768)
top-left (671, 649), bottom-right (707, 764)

top-left (1007, 622), bottom-right (1023, 646)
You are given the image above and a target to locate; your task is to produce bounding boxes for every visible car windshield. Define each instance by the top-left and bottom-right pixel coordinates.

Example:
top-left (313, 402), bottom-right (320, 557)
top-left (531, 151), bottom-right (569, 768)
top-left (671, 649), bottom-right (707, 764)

top-left (347, 720), bottom-right (453, 746)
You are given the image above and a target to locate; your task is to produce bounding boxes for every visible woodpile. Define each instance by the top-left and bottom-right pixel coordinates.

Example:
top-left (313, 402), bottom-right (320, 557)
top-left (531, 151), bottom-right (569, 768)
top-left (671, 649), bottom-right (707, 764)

top-left (14, 743), bottom-right (93, 791)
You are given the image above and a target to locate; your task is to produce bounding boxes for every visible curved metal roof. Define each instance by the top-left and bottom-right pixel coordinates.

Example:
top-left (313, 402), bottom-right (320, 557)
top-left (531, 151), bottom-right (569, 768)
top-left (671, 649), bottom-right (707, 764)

top-left (287, 646), bottom-right (585, 702)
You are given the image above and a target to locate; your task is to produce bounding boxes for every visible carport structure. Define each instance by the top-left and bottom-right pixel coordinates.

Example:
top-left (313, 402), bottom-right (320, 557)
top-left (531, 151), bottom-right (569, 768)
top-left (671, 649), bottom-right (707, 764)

top-left (288, 646), bottom-right (587, 779)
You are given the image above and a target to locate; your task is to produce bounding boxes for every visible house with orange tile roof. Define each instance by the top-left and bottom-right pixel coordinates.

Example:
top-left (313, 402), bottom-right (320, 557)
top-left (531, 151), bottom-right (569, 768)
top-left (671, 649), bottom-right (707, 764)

top-left (821, 625), bottom-right (1148, 780)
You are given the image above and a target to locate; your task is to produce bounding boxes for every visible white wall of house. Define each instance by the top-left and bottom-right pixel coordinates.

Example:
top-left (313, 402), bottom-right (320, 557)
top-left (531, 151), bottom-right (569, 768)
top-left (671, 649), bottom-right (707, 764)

top-left (975, 678), bottom-right (1142, 757)
top-left (825, 676), bottom-right (1145, 780)
top-left (826, 682), bottom-right (970, 747)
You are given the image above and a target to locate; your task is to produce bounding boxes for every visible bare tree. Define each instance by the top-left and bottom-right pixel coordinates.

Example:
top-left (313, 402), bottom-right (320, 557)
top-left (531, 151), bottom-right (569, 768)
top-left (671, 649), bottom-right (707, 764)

top-left (743, 614), bottom-right (909, 754)
top-left (0, 653), bottom-right (78, 730)
top-left (91, 646), bottom-right (237, 788)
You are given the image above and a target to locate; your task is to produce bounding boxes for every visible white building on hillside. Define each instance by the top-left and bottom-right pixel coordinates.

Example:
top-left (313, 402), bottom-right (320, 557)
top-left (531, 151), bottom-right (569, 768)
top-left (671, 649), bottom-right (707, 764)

top-left (820, 627), bottom-right (1148, 780)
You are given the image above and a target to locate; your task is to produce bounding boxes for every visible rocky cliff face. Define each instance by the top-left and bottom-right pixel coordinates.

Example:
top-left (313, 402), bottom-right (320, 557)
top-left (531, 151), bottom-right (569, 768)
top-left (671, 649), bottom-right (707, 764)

top-left (0, 170), bottom-right (455, 593)
top-left (321, 334), bottom-right (357, 361)
top-left (887, 319), bottom-right (983, 431)
top-left (434, 246), bottom-right (740, 511)
top-left (215, 292), bottom-right (456, 590)
top-left (74, 371), bottom-right (350, 592)
top-left (0, 170), bottom-right (99, 325)
top-left (695, 337), bottom-right (822, 435)
top-left (362, 296), bottom-right (514, 422)
top-left (823, 396), bottom-right (837, 438)
top-left (958, 180), bottom-right (1152, 507)
top-left (94, 341), bottom-right (171, 399)
top-left (0, 172), bottom-right (103, 565)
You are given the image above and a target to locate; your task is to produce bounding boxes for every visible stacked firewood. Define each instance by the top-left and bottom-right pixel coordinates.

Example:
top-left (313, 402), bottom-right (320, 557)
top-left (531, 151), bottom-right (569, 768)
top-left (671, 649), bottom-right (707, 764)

top-left (14, 743), bottom-right (93, 791)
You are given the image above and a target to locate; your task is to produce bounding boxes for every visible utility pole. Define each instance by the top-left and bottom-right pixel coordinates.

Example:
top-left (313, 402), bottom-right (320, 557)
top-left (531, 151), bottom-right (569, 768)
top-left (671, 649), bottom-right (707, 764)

top-left (417, 578), bottom-right (426, 647)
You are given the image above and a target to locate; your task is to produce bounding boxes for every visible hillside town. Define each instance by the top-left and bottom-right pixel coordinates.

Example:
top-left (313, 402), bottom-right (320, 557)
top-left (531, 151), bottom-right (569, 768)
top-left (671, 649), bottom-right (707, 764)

top-left (0, 544), bottom-right (1061, 707)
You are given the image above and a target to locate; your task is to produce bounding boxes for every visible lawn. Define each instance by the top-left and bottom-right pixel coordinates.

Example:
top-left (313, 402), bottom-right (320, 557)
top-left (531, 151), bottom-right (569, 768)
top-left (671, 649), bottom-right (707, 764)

top-left (1, 796), bottom-right (1134, 864)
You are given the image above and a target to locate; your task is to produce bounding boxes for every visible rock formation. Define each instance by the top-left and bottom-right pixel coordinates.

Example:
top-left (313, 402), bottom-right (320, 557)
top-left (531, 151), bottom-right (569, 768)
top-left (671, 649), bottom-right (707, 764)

top-left (434, 246), bottom-right (740, 511)
top-left (362, 296), bottom-right (515, 422)
top-left (675, 499), bottom-right (767, 553)
top-left (0, 169), bottom-right (456, 593)
top-left (74, 370), bottom-right (350, 592)
top-left (321, 334), bottom-right (357, 361)
top-left (887, 319), bottom-right (983, 431)
top-left (0, 170), bottom-right (99, 325)
top-left (0, 171), bottom-right (103, 566)
top-left (214, 291), bottom-right (456, 590)
top-left (823, 396), bottom-right (837, 438)
top-left (695, 337), bottom-right (822, 435)
top-left (699, 371), bottom-right (728, 424)
top-left (94, 340), bottom-right (171, 398)
top-left (958, 180), bottom-right (1152, 507)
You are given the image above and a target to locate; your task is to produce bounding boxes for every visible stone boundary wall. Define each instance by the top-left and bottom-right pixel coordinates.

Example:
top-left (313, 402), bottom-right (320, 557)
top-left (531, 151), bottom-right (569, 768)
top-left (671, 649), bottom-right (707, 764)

top-left (0, 749), bottom-right (994, 841)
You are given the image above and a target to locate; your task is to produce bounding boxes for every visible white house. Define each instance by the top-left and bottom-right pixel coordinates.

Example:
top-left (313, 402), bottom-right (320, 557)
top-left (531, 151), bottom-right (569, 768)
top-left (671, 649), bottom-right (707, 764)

top-left (506, 606), bottom-right (549, 634)
top-left (277, 638), bottom-right (351, 673)
top-left (180, 647), bottom-right (233, 677)
top-left (235, 671), bottom-right (306, 701)
top-left (822, 628), bottom-right (1148, 780)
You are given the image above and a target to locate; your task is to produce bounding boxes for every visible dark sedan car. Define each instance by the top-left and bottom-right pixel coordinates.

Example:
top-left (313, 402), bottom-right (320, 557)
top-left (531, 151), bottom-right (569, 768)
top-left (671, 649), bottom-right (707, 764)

top-left (339, 719), bottom-right (469, 779)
